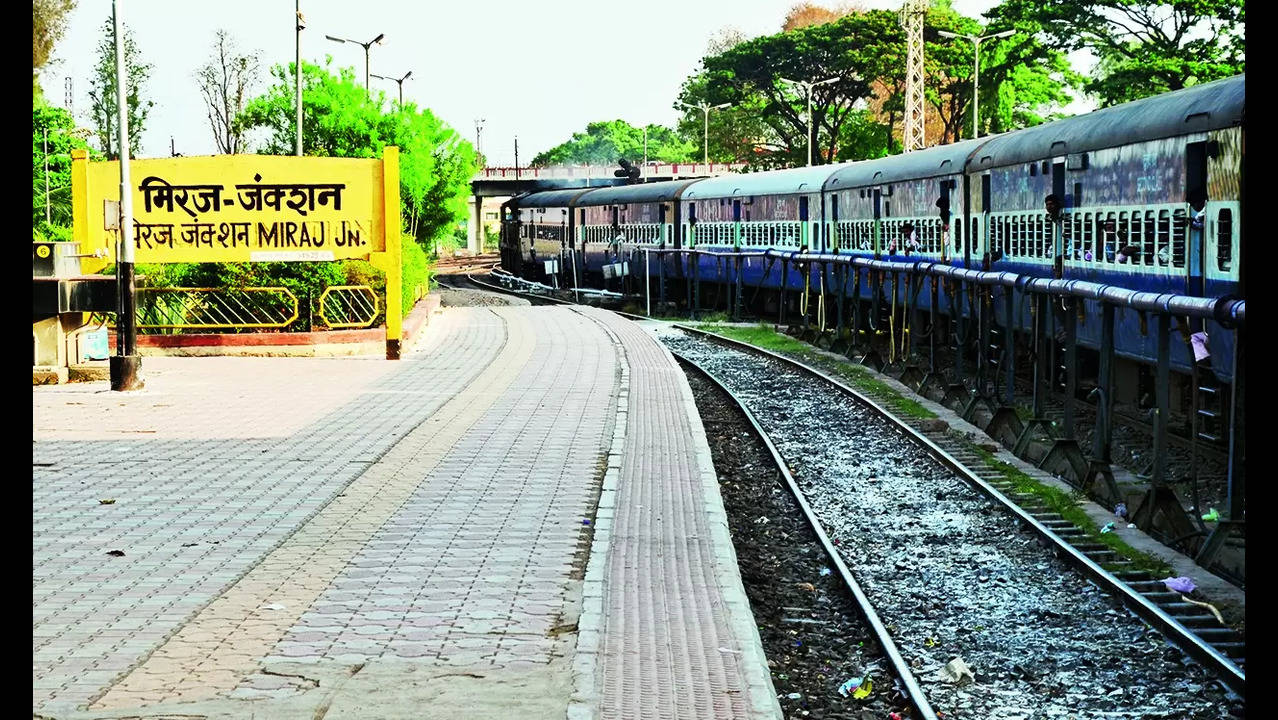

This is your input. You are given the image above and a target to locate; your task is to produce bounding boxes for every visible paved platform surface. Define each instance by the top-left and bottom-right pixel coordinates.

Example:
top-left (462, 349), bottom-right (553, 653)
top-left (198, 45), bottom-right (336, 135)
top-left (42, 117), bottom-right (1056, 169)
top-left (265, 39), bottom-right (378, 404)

top-left (33, 306), bottom-right (777, 719)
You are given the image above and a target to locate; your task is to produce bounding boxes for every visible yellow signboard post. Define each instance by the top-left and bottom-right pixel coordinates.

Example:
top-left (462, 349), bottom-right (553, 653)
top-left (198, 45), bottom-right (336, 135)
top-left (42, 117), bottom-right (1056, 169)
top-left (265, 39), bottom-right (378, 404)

top-left (71, 148), bottom-right (403, 359)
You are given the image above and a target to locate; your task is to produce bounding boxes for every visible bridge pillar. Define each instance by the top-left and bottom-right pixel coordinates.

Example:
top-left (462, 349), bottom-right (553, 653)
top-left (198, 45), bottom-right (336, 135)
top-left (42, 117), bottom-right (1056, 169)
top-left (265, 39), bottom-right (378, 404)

top-left (468, 195), bottom-right (484, 255)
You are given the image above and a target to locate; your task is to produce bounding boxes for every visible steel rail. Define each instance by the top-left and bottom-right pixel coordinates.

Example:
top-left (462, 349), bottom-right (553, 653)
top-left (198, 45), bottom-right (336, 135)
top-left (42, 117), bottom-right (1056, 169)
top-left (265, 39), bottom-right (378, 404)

top-left (671, 349), bottom-right (939, 720)
top-left (670, 322), bottom-right (1246, 697)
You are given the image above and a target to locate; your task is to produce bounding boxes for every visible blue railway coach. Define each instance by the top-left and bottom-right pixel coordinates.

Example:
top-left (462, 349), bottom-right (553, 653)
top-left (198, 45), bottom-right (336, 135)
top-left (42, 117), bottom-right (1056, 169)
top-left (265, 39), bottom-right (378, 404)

top-left (501, 74), bottom-right (1244, 389)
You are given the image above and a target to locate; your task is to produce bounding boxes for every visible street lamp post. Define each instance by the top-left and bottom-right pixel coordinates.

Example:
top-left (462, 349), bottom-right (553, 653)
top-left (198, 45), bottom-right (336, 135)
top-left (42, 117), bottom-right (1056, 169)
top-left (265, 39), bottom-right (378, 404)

top-left (936, 29), bottom-right (1014, 139)
top-left (371, 70), bottom-right (412, 105)
top-left (678, 101), bottom-right (731, 166)
top-left (779, 77), bottom-right (838, 166)
top-left (111, 0), bottom-right (141, 391)
top-left (295, 1), bottom-right (304, 156)
top-left (325, 32), bottom-right (384, 91)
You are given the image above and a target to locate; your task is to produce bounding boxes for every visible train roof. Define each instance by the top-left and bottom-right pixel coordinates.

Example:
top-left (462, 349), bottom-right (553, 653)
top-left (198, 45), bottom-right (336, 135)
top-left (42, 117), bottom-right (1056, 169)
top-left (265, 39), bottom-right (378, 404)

top-left (969, 73), bottom-right (1245, 171)
top-left (681, 163), bottom-right (850, 200)
top-left (573, 179), bottom-right (702, 206)
top-left (824, 138), bottom-right (988, 191)
top-left (515, 188), bottom-right (597, 208)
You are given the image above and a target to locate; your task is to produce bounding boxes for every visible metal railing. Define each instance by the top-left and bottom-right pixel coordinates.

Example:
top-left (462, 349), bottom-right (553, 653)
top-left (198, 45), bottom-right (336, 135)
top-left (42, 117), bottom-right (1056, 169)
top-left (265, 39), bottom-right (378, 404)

top-left (136, 287), bottom-right (298, 329)
top-left (318, 285), bottom-right (380, 328)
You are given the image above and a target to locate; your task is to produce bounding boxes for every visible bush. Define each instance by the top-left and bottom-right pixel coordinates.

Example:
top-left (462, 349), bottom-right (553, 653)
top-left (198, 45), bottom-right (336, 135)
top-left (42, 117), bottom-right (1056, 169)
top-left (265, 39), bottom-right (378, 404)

top-left (33, 221), bottom-right (73, 243)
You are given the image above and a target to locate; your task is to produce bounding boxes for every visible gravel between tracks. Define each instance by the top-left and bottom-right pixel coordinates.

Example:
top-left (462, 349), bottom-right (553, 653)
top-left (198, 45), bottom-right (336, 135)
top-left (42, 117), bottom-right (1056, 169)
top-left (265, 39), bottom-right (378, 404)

top-left (684, 361), bottom-right (905, 719)
top-left (662, 326), bottom-right (1241, 720)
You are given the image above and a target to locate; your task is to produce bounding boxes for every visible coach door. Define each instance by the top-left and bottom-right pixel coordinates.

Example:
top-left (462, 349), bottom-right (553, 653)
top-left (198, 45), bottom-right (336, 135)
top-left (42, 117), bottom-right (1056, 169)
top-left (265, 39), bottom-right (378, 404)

top-left (1186, 141), bottom-right (1208, 298)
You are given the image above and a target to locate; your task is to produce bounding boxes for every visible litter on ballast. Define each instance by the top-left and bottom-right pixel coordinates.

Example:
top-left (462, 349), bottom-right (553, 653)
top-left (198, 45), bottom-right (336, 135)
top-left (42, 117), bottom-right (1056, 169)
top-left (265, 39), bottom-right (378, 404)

top-left (1161, 576), bottom-right (1197, 594)
top-left (1114, 502), bottom-right (1127, 519)
top-left (1201, 508), bottom-right (1220, 522)
top-left (939, 657), bottom-right (975, 684)
top-left (1100, 522), bottom-right (1115, 534)
top-left (837, 674), bottom-right (873, 699)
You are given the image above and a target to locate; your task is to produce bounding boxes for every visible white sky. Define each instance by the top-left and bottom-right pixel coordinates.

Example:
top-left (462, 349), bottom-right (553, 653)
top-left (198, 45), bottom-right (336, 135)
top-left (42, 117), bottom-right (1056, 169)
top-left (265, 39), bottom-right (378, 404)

top-left (40, 0), bottom-right (1084, 165)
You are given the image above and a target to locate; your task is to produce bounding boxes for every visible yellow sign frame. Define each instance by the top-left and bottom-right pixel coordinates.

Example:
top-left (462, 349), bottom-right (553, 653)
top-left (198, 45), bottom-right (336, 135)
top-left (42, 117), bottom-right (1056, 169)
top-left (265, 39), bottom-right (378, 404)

top-left (71, 148), bottom-right (403, 358)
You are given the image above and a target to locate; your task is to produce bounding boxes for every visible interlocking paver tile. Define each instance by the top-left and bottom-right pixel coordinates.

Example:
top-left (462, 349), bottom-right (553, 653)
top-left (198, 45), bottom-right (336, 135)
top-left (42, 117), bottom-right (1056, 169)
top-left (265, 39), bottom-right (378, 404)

top-left (34, 310), bottom-right (508, 713)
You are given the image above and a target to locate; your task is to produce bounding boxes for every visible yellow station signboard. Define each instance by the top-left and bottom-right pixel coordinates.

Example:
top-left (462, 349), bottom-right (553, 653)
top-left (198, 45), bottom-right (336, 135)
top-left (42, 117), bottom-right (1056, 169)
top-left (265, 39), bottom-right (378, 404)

top-left (71, 148), bottom-right (405, 358)
top-left (74, 153), bottom-right (393, 264)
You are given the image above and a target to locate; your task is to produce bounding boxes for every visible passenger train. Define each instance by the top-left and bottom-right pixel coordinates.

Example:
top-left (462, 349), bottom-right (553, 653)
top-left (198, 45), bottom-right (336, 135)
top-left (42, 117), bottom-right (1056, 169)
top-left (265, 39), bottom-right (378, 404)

top-left (500, 74), bottom-right (1244, 396)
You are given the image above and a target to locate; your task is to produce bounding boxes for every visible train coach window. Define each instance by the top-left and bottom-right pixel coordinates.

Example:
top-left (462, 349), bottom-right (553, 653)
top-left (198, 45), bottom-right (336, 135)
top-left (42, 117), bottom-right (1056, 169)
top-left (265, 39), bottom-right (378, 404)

top-left (1217, 209), bottom-right (1233, 272)
top-left (1029, 164), bottom-right (1037, 177)
top-left (1171, 208), bottom-right (1187, 268)
top-left (1156, 210), bottom-right (1171, 267)
top-left (1143, 211), bottom-right (1156, 266)
top-left (954, 217), bottom-right (962, 253)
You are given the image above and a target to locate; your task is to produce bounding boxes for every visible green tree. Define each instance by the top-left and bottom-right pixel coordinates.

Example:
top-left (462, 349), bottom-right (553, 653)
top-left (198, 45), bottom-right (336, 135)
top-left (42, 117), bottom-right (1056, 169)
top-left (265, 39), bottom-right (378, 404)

top-left (33, 105), bottom-right (95, 238)
top-left (34, 0), bottom-right (76, 101)
top-left (87, 16), bottom-right (154, 159)
top-left (924, 6), bottom-right (1078, 141)
top-left (986, 0), bottom-right (1244, 106)
top-left (530, 120), bottom-right (696, 166)
top-left (677, 10), bottom-right (901, 168)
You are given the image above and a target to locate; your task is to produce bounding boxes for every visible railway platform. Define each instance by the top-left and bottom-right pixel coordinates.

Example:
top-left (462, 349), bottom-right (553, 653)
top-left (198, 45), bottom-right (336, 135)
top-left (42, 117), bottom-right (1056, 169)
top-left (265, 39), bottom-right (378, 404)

top-left (32, 305), bottom-right (780, 719)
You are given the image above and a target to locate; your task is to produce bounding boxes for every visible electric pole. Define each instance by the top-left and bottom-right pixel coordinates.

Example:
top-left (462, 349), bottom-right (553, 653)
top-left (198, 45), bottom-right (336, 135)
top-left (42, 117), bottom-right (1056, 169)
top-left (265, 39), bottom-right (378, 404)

top-left (900, 0), bottom-right (927, 152)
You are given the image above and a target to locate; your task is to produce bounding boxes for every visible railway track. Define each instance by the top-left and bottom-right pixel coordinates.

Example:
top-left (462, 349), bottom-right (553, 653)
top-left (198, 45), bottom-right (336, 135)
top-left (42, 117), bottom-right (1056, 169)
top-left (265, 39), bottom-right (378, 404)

top-left (432, 253), bottom-right (500, 273)
top-left (676, 351), bottom-right (939, 720)
top-left (664, 326), bottom-right (1244, 710)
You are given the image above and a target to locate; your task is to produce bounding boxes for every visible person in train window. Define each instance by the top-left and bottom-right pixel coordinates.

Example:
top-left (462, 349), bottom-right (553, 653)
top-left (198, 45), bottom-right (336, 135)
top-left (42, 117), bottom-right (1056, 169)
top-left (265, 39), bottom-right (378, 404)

top-left (901, 222), bottom-right (920, 256)
top-left (1102, 221), bottom-right (1117, 262)
top-left (1044, 194), bottom-right (1063, 221)
top-left (1188, 188), bottom-right (1207, 254)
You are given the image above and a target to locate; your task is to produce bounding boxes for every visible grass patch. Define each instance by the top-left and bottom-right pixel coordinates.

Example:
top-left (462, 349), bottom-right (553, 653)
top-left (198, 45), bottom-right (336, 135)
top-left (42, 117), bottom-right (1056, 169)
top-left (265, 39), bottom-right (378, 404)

top-left (969, 445), bottom-right (1172, 577)
top-left (692, 322), bottom-right (936, 420)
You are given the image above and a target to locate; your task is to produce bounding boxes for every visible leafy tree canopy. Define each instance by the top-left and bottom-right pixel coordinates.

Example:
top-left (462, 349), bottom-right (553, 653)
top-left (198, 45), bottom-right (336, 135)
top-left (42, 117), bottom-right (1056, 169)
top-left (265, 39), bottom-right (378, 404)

top-left (986, 0), bottom-right (1244, 106)
top-left (677, 2), bottom-right (1078, 166)
top-left (678, 10), bottom-right (899, 168)
top-left (530, 120), bottom-right (696, 167)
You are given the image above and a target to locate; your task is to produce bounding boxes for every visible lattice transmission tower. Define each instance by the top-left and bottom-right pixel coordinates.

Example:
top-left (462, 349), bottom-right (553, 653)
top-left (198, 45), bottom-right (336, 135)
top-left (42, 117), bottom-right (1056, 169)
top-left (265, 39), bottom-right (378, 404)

top-left (899, 0), bottom-right (928, 152)
top-left (65, 76), bottom-right (73, 115)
